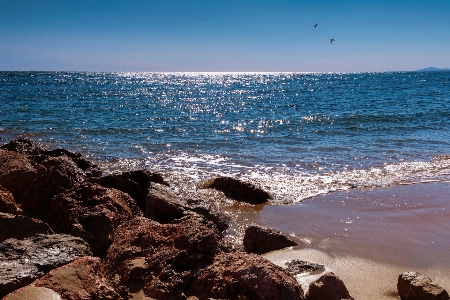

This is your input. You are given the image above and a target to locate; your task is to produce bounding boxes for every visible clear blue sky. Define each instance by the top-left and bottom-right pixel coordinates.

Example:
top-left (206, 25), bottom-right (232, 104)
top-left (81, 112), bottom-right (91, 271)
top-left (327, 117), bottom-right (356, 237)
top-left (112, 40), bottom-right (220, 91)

top-left (1, 0), bottom-right (449, 72)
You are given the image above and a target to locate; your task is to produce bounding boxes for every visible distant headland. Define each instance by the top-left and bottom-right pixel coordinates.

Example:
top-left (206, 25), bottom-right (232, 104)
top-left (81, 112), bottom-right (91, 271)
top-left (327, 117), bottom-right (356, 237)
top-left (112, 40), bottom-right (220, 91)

top-left (414, 67), bottom-right (450, 72)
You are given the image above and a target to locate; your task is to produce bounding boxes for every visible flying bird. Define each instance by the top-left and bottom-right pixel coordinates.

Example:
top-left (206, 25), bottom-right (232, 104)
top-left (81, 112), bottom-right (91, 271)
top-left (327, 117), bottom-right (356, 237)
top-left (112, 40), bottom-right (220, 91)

top-left (330, 39), bottom-right (335, 44)
top-left (314, 24), bottom-right (318, 28)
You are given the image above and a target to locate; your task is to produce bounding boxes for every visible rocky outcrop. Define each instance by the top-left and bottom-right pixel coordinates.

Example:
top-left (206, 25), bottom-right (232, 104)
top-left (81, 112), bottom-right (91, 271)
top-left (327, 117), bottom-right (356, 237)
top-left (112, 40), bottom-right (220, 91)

top-left (145, 183), bottom-right (185, 223)
top-left (195, 251), bottom-right (305, 300)
top-left (103, 216), bottom-right (224, 300)
top-left (183, 194), bottom-right (230, 232)
top-left (0, 150), bottom-right (41, 203)
top-left (86, 169), bottom-right (168, 211)
top-left (0, 139), bottom-right (101, 218)
top-left (20, 156), bottom-right (91, 218)
top-left (0, 138), bottom-right (37, 155)
top-left (397, 271), bottom-right (449, 300)
top-left (103, 216), bottom-right (303, 300)
top-left (0, 138), bottom-right (101, 178)
top-left (0, 212), bottom-right (54, 242)
top-left (305, 272), bottom-right (354, 300)
top-left (0, 139), bottom-right (355, 300)
top-left (49, 182), bottom-right (142, 256)
top-left (146, 183), bottom-right (230, 232)
top-left (203, 176), bottom-right (272, 204)
top-left (0, 234), bottom-right (92, 297)
top-left (243, 225), bottom-right (297, 254)
top-left (3, 257), bottom-right (122, 300)
top-left (0, 186), bottom-right (21, 215)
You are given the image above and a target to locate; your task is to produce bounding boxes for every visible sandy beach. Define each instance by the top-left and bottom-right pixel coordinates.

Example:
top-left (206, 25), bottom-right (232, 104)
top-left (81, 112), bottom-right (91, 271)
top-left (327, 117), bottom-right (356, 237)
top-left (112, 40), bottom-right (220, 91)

top-left (226, 182), bottom-right (450, 299)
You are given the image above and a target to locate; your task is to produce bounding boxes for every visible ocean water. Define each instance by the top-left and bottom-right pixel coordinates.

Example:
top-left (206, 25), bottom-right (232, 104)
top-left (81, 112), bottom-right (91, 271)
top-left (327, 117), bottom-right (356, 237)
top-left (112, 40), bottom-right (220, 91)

top-left (1, 71), bottom-right (450, 203)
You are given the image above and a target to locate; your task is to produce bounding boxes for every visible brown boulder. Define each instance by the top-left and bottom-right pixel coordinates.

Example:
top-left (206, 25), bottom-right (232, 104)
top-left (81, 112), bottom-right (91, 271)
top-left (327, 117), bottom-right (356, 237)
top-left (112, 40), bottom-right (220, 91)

top-left (146, 183), bottom-right (229, 232)
top-left (20, 156), bottom-right (89, 218)
top-left (0, 212), bottom-right (54, 242)
top-left (0, 186), bottom-right (21, 215)
top-left (103, 216), bottom-right (223, 300)
top-left (0, 138), bottom-right (37, 155)
top-left (0, 234), bottom-right (92, 297)
top-left (243, 225), bottom-right (297, 254)
top-left (195, 251), bottom-right (305, 300)
top-left (203, 176), bottom-right (272, 204)
top-left (305, 272), bottom-right (354, 300)
top-left (0, 138), bottom-right (101, 178)
top-left (3, 257), bottom-right (122, 300)
top-left (49, 182), bottom-right (142, 256)
top-left (87, 169), bottom-right (168, 211)
top-left (184, 194), bottom-right (230, 232)
top-left (0, 150), bottom-right (41, 203)
top-left (145, 183), bottom-right (186, 223)
top-left (397, 271), bottom-right (449, 300)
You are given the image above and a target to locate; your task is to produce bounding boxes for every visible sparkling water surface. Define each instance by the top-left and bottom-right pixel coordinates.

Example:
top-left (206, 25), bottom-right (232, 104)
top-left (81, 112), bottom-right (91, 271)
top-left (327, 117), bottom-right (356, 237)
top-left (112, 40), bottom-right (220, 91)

top-left (1, 71), bottom-right (449, 202)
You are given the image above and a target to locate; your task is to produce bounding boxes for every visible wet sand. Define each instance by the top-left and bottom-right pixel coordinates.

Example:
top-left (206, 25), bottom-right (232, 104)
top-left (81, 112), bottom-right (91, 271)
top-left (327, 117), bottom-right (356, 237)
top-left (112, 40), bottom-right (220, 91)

top-left (229, 182), bottom-right (450, 299)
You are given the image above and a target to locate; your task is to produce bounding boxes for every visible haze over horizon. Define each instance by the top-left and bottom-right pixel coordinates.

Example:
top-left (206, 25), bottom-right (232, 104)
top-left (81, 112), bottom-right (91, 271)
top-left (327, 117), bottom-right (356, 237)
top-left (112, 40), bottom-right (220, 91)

top-left (1, 0), bottom-right (449, 73)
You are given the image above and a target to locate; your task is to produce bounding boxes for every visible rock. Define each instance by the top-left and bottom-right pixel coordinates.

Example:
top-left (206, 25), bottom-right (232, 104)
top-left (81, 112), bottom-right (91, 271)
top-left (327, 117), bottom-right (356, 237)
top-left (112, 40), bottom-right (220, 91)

top-left (20, 156), bottom-right (89, 218)
top-left (145, 183), bottom-right (186, 223)
top-left (305, 272), bottom-right (354, 300)
top-left (285, 259), bottom-right (325, 276)
top-left (0, 212), bottom-right (54, 242)
top-left (184, 194), bottom-right (230, 232)
top-left (146, 184), bottom-right (230, 232)
top-left (397, 271), bottom-right (449, 300)
top-left (49, 182), bottom-right (142, 257)
top-left (87, 169), bottom-right (168, 212)
top-left (3, 257), bottom-right (122, 300)
top-left (203, 176), bottom-right (272, 204)
top-left (0, 150), bottom-right (41, 203)
top-left (243, 225), bottom-right (297, 254)
top-left (0, 186), bottom-right (21, 215)
top-left (195, 251), bottom-right (305, 300)
top-left (103, 216), bottom-right (224, 300)
top-left (0, 138), bottom-right (36, 155)
top-left (0, 138), bottom-right (101, 178)
top-left (0, 234), bottom-right (92, 297)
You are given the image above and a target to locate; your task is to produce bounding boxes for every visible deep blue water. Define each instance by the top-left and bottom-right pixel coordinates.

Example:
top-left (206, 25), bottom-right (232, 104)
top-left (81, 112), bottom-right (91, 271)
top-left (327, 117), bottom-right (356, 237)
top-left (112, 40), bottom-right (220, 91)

top-left (1, 71), bottom-right (449, 202)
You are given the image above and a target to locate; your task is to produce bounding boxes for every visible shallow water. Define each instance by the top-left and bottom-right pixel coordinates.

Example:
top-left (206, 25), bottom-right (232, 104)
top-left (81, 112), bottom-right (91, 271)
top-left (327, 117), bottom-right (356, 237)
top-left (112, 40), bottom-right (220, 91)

top-left (260, 182), bottom-right (450, 299)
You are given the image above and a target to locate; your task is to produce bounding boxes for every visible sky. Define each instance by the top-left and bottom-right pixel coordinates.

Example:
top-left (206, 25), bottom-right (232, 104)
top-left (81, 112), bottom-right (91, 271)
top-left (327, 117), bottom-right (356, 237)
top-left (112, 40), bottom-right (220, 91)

top-left (1, 0), bottom-right (449, 72)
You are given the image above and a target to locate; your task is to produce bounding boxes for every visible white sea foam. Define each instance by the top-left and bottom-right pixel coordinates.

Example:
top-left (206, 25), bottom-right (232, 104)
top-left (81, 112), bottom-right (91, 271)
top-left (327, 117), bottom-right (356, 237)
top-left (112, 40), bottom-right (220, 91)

top-left (97, 153), bottom-right (450, 204)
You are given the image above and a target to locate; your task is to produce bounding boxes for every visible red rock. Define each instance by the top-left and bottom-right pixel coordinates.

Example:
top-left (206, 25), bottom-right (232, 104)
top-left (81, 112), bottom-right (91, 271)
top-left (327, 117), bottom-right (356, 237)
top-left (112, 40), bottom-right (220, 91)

top-left (0, 186), bottom-right (21, 215)
top-left (305, 272), bottom-right (354, 300)
top-left (20, 156), bottom-right (88, 218)
top-left (145, 183), bottom-right (230, 232)
top-left (0, 212), bottom-right (54, 242)
top-left (397, 271), bottom-right (449, 300)
top-left (0, 234), bottom-right (92, 297)
top-left (195, 251), bottom-right (305, 300)
top-left (0, 150), bottom-right (41, 203)
top-left (145, 183), bottom-right (186, 223)
top-left (87, 170), bottom-right (168, 212)
top-left (0, 138), bottom-right (36, 155)
top-left (183, 194), bottom-right (230, 232)
top-left (1, 138), bottom-right (101, 177)
top-left (103, 216), bottom-right (223, 300)
top-left (49, 182), bottom-right (142, 256)
top-left (243, 225), bottom-right (297, 254)
top-left (3, 257), bottom-right (122, 300)
top-left (203, 176), bottom-right (272, 204)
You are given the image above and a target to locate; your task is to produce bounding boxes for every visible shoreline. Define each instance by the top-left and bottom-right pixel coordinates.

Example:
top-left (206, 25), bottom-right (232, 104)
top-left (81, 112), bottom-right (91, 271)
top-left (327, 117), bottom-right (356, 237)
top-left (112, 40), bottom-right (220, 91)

top-left (1, 138), bottom-right (449, 299)
top-left (254, 182), bottom-right (450, 298)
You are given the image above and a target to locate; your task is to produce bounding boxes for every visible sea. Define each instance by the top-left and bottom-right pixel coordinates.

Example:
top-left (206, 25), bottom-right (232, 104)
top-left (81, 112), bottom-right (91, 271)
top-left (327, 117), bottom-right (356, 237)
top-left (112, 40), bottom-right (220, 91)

top-left (1, 71), bottom-right (450, 203)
